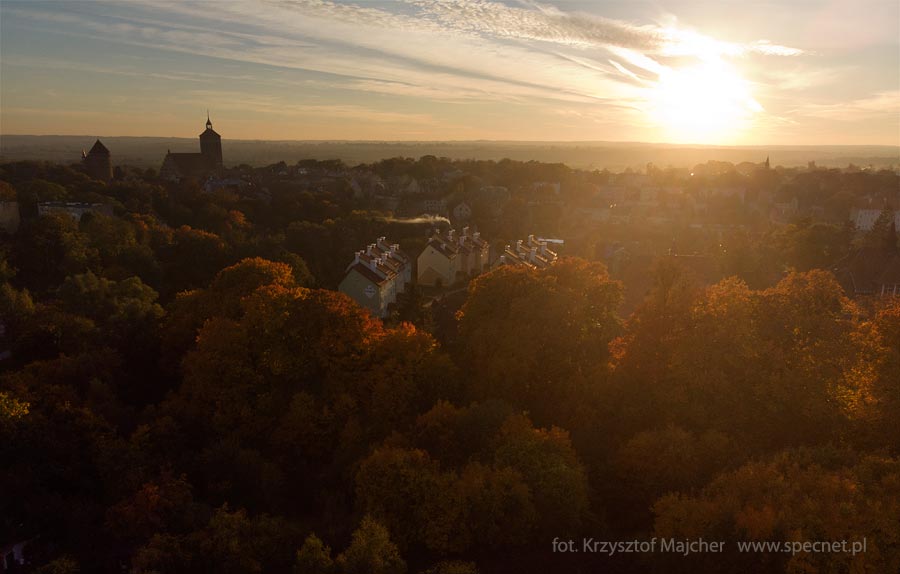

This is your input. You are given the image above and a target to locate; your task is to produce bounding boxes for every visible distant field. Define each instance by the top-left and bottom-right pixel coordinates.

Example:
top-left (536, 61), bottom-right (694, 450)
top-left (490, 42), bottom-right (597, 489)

top-left (1, 135), bottom-right (898, 170)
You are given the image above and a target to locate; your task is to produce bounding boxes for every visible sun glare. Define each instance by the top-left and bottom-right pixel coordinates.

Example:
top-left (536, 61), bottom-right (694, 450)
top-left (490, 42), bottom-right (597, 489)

top-left (649, 60), bottom-right (762, 144)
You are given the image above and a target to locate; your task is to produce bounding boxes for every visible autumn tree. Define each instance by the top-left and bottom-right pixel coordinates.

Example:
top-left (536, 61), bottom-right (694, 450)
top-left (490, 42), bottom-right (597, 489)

top-left (456, 258), bottom-right (622, 427)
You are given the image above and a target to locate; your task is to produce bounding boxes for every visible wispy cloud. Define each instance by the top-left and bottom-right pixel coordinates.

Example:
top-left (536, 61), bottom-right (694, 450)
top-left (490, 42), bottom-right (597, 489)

top-left (6, 0), bottom-right (894, 144)
top-left (794, 90), bottom-right (900, 121)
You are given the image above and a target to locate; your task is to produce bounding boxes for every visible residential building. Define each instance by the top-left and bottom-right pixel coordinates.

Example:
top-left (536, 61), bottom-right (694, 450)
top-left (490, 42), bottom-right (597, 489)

top-left (493, 235), bottom-right (558, 270)
top-left (452, 201), bottom-right (472, 221)
top-left (37, 202), bottom-right (113, 221)
top-left (421, 198), bottom-right (448, 216)
top-left (417, 227), bottom-right (489, 287)
top-left (833, 246), bottom-right (900, 297)
top-left (339, 237), bottom-right (411, 318)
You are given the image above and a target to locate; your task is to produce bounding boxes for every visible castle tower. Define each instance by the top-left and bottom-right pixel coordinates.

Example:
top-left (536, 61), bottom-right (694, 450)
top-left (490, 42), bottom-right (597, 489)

top-left (83, 139), bottom-right (112, 182)
top-left (199, 112), bottom-right (223, 170)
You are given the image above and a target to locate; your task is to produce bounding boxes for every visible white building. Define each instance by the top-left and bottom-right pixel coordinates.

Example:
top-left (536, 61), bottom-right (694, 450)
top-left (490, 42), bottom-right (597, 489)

top-left (338, 238), bottom-right (411, 318)
top-left (417, 227), bottom-right (490, 287)
top-left (493, 235), bottom-right (558, 270)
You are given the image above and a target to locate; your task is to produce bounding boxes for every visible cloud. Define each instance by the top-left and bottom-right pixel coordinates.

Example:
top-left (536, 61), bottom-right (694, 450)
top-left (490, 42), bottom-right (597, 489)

top-left (1, 0), bottom-right (836, 143)
top-left (794, 90), bottom-right (900, 121)
top-left (405, 0), bottom-right (805, 59)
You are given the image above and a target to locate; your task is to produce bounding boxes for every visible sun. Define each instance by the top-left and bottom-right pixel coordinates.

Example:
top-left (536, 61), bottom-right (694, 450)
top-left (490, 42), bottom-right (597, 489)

top-left (649, 59), bottom-right (762, 144)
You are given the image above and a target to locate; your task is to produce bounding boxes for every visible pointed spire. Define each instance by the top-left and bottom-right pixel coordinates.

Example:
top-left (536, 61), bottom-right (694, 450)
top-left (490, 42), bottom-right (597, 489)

top-left (206, 110), bottom-right (212, 130)
top-left (765, 155), bottom-right (770, 169)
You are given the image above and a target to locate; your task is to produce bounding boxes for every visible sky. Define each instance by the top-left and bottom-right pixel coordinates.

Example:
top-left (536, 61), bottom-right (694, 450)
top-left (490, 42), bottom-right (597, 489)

top-left (1, 0), bottom-right (898, 145)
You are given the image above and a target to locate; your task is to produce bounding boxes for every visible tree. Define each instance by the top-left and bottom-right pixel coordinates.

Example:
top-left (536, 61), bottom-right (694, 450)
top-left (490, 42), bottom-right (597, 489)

top-left (354, 447), bottom-right (456, 552)
top-left (12, 213), bottom-right (97, 292)
top-left (160, 257), bottom-right (299, 372)
top-left (294, 534), bottom-right (335, 574)
top-left (653, 449), bottom-right (900, 574)
top-left (336, 516), bottom-right (406, 574)
top-left (456, 258), bottom-right (622, 427)
top-left (491, 415), bottom-right (590, 539)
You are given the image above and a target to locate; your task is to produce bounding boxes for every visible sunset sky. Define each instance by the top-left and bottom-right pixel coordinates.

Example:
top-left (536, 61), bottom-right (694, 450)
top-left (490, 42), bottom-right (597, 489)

top-left (1, 0), bottom-right (898, 145)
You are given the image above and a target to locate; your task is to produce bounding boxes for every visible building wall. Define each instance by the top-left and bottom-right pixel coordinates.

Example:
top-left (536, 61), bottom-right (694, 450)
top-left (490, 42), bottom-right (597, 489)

top-left (339, 269), bottom-right (388, 317)
top-left (84, 154), bottom-right (112, 182)
top-left (200, 133), bottom-right (223, 168)
top-left (417, 247), bottom-right (456, 286)
top-left (160, 155), bottom-right (180, 181)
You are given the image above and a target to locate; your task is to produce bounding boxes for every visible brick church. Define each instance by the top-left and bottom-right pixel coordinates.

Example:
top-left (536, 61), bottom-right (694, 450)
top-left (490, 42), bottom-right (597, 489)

top-left (160, 114), bottom-right (223, 181)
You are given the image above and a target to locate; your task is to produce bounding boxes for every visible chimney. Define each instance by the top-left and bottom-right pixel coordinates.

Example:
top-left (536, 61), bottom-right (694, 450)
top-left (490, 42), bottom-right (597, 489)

top-left (354, 250), bottom-right (363, 264)
top-left (473, 231), bottom-right (480, 241)
top-left (462, 226), bottom-right (469, 237)
top-left (529, 247), bottom-right (537, 262)
top-left (528, 234), bottom-right (535, 245)
top-left (367, 243), bottom-right (376, 255)
top-left (448, 228), bottom-right (456, 241)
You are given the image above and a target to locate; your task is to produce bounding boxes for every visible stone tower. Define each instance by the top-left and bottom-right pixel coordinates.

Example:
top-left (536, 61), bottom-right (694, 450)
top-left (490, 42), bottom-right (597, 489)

top-left (199, 112), bottom-right (223, 170)
top-left (82, 139), bottom-right (112, 182)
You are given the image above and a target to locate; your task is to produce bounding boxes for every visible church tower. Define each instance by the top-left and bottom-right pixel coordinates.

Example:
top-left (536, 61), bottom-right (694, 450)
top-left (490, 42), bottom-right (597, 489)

top-left (199, 112), bottom-right (223, 170)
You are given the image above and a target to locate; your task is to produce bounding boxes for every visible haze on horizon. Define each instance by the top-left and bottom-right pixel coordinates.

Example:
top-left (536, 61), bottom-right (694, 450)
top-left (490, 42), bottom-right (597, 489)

top-left (1, 0), bottom-right (898, 147)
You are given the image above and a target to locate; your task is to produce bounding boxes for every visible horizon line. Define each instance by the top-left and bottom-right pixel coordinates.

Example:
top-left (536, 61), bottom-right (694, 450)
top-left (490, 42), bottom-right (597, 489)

top-left (2, 134), bottom-right (899, 150)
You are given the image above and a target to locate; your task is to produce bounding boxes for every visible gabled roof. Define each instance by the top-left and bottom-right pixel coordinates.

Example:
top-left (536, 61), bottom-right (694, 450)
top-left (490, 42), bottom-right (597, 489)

top-left (346, 262), bottom-right (391, 286)
top-left (427, 237), bottom-right (459, 258)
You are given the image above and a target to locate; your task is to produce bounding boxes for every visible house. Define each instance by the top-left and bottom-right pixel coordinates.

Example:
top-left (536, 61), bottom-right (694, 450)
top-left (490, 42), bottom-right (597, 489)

top-left (417, 227), bottom-right (489, 287)
top-left (421, 198), bottom-right (448, 216)
top-left (833, 246), bottom-right (900, 297)
top-left (339, 238), bottom-right (411, 318)
top-left (492, 235), bottom-right (558, 270)
top-left (452, 201), bottom-right (472, 221)
top-left (37, 202), bottom-right (113, 221)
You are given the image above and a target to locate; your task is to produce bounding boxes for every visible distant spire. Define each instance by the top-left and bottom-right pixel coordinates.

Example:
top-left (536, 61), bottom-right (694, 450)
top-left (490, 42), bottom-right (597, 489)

top-left (765, 155), bottom-right (770, 169)
top-left (206, 110), bottom-right (212, 130)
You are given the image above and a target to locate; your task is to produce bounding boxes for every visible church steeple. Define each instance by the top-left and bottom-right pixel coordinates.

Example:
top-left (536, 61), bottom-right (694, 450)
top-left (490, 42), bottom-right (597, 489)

top-left (765, 155), bottom-right (770, 169)
top-left (199, 111), bottom-right (223, 169)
